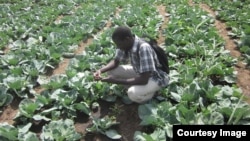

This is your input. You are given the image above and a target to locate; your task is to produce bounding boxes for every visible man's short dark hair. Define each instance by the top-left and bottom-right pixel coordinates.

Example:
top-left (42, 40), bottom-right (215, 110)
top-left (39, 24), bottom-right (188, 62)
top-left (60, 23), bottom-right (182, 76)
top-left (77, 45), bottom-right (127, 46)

top-left (112, 26), bottom-right (133, 41)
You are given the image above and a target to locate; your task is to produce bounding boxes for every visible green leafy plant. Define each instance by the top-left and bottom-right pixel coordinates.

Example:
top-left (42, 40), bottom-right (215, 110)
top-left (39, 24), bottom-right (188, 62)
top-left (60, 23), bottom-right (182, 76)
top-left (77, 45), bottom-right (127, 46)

top-left (86, 116), bottom-right (121, 140)
top-left (0, 121), bottom-right (40, 141)
top-left (14, 99), bottom-right (40, 124)
top-left (0, 123), bottom-right (18, 141)
top-left (41, 74), bottom-right (68, 90)
top-left (40, 119), bottom-right (81, 141)
top-left (0, 84), bottom-right (13, 107)
top-left (134, 128), bottom-right (166, 141)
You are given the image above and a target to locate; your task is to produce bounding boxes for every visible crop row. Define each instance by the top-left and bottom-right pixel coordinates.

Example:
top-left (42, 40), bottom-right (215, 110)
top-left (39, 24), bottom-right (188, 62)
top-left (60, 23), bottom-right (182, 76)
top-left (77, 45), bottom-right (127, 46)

top-left (193, 0), bottom-right (250, 66)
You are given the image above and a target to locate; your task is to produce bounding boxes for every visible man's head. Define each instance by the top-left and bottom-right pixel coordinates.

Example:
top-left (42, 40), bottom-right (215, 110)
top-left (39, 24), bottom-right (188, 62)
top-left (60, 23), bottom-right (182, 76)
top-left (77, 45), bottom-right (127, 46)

top-left (112, 26), bottom-right (134, 51)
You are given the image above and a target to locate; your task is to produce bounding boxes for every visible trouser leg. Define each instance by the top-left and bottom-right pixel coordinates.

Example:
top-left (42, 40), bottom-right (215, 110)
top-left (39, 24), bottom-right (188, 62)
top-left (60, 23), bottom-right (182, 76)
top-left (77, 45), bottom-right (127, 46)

top-left (127, 78), bottom-right (161, 103)
top-left (107, 65), bottom-right (161, 103)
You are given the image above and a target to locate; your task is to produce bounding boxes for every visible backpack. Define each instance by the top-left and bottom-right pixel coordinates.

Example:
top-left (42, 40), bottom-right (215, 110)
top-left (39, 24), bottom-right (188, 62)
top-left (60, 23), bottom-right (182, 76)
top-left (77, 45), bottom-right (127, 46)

top-left (137, 36), bottom-right (170, 74)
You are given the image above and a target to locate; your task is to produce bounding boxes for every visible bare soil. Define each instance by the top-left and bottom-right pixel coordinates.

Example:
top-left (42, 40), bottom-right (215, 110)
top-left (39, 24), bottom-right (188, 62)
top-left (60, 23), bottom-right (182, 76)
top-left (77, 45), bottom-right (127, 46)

top-left (0, 3), bottom-right (250, 141)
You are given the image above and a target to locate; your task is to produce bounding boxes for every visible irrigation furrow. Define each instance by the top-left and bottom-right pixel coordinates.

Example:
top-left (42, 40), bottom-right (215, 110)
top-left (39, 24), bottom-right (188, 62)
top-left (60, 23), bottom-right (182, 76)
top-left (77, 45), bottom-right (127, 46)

top-left (190, 0), bottom-right (250, 102)
top-left (157, 5), bottom-right (170, 45)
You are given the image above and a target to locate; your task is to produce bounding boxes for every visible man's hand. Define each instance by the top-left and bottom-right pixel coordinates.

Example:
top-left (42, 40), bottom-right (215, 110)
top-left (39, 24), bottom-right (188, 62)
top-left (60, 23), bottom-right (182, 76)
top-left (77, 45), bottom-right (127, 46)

top-left (101, 75), bottom-right (114, 83)
top-left (93, 71), bottom-right (115, 83)
top-left (93, 70), bottom-right (102, 81)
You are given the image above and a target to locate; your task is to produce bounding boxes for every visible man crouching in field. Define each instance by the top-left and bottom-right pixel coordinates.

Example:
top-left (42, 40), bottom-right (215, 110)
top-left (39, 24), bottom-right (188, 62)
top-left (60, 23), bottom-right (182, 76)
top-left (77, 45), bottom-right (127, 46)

top-left (93, 26), bottom-right (169, 103)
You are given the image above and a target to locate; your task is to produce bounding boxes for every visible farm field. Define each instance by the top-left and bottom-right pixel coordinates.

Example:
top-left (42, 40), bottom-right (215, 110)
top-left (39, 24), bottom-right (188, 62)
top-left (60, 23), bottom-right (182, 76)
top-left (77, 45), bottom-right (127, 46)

top-left (0, 0), bottom-right (250, 141)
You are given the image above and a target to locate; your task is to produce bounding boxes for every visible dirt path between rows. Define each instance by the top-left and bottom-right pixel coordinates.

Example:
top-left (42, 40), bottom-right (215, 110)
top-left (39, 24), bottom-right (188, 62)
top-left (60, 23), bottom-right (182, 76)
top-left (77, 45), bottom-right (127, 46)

top-left (189, 1), bottom-right (250, 103)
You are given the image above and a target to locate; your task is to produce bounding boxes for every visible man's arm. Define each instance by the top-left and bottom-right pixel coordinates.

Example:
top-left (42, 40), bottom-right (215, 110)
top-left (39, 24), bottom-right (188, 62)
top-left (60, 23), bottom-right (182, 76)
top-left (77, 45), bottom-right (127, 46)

top-left (93, 59), bottom-right (119, 80)
top-left (99, 59), bottom-right (119, 73)
top-left (101, 71), bottom-right (151, 85)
